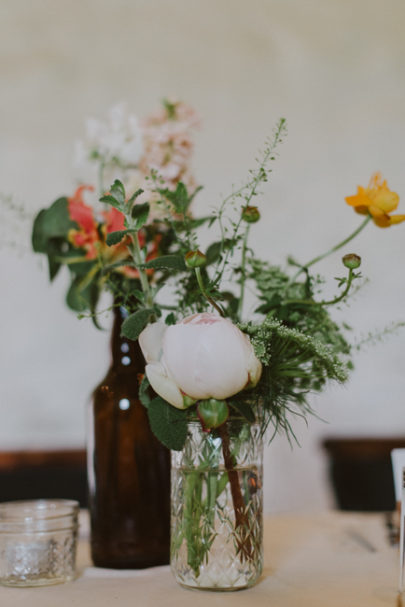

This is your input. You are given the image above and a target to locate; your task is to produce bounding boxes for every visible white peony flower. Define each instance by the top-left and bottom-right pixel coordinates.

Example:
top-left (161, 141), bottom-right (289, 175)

top-left (139, 313), bottom-right (262, 409)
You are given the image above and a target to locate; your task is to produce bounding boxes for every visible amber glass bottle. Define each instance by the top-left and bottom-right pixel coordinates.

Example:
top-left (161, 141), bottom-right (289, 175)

top-left (87, 306), bottom-right (170, 568)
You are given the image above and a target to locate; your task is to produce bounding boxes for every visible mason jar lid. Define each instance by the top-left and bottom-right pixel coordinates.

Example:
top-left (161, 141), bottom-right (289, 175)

top-left (0, 499), bottom-right (79, 534)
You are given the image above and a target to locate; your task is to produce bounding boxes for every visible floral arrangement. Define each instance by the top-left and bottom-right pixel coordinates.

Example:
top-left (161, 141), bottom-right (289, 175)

top-left (32, 100), bottom-right (199, 318)
top-left (32, 102), bottom-right (404, 445)
top-left (32, 100), bottom-right (404, 585)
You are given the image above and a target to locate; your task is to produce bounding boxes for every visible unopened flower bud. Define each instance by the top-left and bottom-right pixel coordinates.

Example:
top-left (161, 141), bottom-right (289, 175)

top-left (242, 206), bottom-right (260, 224)
top-left (185, 250), bottom-right (207, 268)
top-left (197, 399), bottom-right (229, 430)
top-left (342, 253), bottom-right (361, 270)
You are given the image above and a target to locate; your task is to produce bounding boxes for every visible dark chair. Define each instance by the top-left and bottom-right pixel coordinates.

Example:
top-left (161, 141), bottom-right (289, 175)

top-left (0, 449), bottom-right (88, 507)
top-left (322, 437), bottom-right (405, 511)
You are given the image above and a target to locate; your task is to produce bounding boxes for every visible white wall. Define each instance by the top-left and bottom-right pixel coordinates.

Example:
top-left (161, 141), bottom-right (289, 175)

top-left (1, 0), bottom-right (404, 512)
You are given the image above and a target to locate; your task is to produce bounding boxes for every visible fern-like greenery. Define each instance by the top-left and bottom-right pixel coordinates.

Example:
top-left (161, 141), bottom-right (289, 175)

top-left (234, 319), bottom-right (349, 441)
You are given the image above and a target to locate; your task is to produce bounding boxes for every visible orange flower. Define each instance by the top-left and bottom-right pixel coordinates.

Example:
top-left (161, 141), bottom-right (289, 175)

top-left (68, 186), bottom-right (129, 260)
top-left (345, 173), bottom-right (405, 228)
top-left (67, 185), bottom-right (160, 280)
top-left (68, 185), bottom-right (99, 258)
top-left (102, 206), bottom-right (126, 233)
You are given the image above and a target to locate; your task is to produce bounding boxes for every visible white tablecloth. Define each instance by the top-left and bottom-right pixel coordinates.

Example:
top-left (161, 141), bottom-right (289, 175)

top-left (0, 511), bottom-right (400, 606)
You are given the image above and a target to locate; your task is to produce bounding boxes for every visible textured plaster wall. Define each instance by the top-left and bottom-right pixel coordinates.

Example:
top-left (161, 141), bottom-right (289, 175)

top-left (1, 0), bottom-right (405, 512)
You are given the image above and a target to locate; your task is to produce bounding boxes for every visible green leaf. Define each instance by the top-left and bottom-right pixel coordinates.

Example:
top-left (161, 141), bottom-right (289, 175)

top-left (205, 238), bottom-right (238, 265)
top-left (128, 188), bottom-right (144, 204)
top-left (68, 259), bottom-right (95, 276)
top-left (99, 194), bottom-right (122, 210)
top-left (147, 397), bottom-right (188, 450)
top-left (205, 241), bottom-right (222, 265)
top-left (131, 202), bottom-right (150, 229)
top-left (172, 215), bottom-right (212, 232)
top-left (47, 256), bottom-right (61, 281)
top-left (159, 182), bottom-right (189, 214)
top-left (139, 376), bottom-right (151, 409)
top-left (165, 312), bottom-right (177, 326)
top-left (32, 198), bottom-right (75, 253)
top-left (88, 284), bottom-right (102, 330)
top-left (66, 277), bottom-right (96, 312)
top-left (128, 288), bottom-right (145, 301)
top-left (106, 229), bottom-right (130, 246)
top-left (121, 308), bottom-right (154, 340)
top-left (228, 400), bottom-right (256, 423)
top-left (143, 255), bottom-right (186, 271)
top-left (101, 260), bottom-right (136, 274)
top-left (188, 185), bottom-right (203, 204)
top-left (110, 180), bottom-right (126, 205)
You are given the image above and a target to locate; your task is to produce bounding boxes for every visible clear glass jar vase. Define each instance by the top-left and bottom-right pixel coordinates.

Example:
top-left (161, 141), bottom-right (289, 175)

top-left (171, 420), bottom-right (263, 591)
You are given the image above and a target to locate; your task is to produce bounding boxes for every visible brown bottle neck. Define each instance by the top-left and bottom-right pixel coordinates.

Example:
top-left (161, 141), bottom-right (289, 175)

top-left (110, 306), bottom-right (145, 373)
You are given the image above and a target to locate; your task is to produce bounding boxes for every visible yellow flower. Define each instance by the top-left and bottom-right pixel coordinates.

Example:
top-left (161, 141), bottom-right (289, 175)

top-left (345, 172), bottom-right (405, 228)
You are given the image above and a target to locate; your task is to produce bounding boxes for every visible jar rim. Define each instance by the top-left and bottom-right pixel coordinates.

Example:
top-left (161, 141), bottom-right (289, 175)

top-left (0, 499), bottom-right (79, 522)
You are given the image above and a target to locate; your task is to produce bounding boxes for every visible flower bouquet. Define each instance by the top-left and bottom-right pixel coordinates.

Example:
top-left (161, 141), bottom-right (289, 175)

top-left (32, 100), bottom-right (404, 590)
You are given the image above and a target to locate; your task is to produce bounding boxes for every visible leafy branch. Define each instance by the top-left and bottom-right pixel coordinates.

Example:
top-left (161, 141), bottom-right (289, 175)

top-left (211, 118), bottom-right (287, 300)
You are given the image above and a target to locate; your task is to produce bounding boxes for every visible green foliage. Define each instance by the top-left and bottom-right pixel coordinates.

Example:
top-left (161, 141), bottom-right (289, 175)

top-left (131, 202), bottom-right (150, 229)
top-left (197, 399), bottom-right (229, 429)
top-left (99, 194), bottom-right (122, 210)
top-left (32, 197), bottom-right (75, 252)
top-left (128, 188), bottom-right (144, 205)
top-left (228, 400), bottom-right (256, 423)
top-left (165, 312), bottom-right (177, 326)
top-left (354, 321), bottom-right (405, 350)
top-left (32, 197), bottom-right (84, 284)
top-left (106, 230), bottom-right (130, 246)
top-left (159, 182), bottom-right (190, 215)
top-left (147, 397), bottom-right (188, 450)
top-left (139, 375), bottom-right (152, 409)
top-left (121, 308), bottom-right (156, 340)
top-left (143, 255), bottom-right (186, 271)
top-left (237, 318), bottom-right (349, 441)
top-left (32, 113), bottom-right (387, 449)
top-left (205, 238), bottom-right (238, 266)
top-left (248, 258), bottom-right (352, 357)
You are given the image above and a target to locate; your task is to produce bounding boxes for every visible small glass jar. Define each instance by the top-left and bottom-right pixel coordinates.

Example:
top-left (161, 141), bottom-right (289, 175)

top-left (0, 499), bottom-right (79, 587)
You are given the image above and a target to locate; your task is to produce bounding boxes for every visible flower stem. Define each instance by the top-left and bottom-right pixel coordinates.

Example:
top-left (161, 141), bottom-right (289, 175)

top-left (218, 423), bottom-right (253, 561)
top-left (213, 118), bottom-right (287, 286)
top-left (129, 231), bottom-right (154, 308)
top-left (316, 268), bottom-right (355, 306)
top-left (285, 268), bottom-right (355, 307)
top-left (291, 215), bottom-right (371, 281)
top-left (98, 160), bottom-right (106, 196)
top-left (195, 267), bottom-right (224, 316)
top-left (237, 225), bottom-right (250, 319)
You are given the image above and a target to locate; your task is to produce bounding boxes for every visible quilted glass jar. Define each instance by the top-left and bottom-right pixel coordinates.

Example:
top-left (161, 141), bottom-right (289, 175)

top-left (171, 420), bottom-right (263, 591)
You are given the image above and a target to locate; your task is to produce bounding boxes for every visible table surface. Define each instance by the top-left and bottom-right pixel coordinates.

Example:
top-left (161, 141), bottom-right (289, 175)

top-left (0, 510), bottom-right (401, 607)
